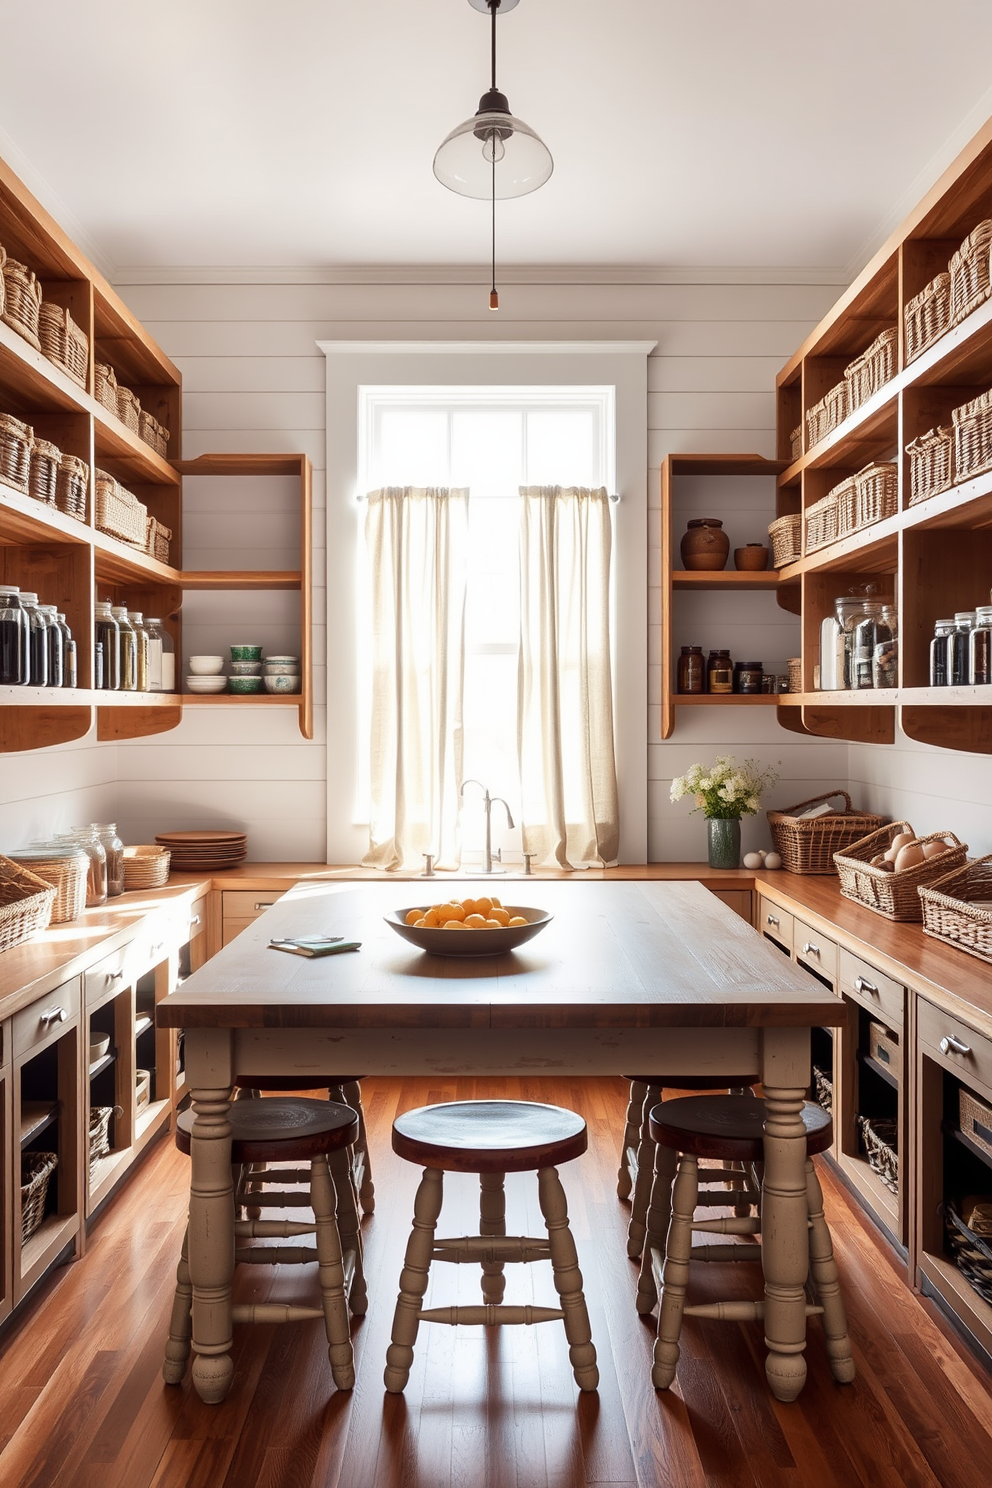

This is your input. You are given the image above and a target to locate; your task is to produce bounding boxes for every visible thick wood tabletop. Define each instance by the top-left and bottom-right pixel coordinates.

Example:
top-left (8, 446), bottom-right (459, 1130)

top-left (158, 880), bottom-right (842, 1032)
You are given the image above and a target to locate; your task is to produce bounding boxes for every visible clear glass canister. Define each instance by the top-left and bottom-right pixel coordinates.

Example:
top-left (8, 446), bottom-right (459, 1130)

top-left (128, 611), bottom-right (150, 691)
top-left (929, 618), bottom-right (955, 685)
top-left (111, 606), bottom-right (138, 691)
top-left (95, 602), bottom-right (121, 690)
top-left (950, 611), bottom-right (977, 687)
top-left (839, 597), bottom-right (868, 689)
top-left (40, 604), bottom-right (63, 687)
top-left (0, 585), bottom-right (29, 685)
top-left (19, 590), bottom-right (48, 687)
top-left (853, 601), bottom-right (882, 689)
top-left (969, 605), bottom-right (992, 685)
top-left (59, 828), bottom-right (108, 906)
top-left (144, 618), bottom-right (175, 693)
top-left (872, 604), bottom-right (898, 688)
top-left (91, 822), bottom-right (125, 897)
top-left (56, 612), bottom-right (77, 688)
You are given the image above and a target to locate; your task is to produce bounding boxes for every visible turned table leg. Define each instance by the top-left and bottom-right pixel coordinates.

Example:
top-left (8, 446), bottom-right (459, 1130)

top-left (186, 1032), bottom-right (236, 1404)
top-left (760, 1027), bottom-right (812, 1403)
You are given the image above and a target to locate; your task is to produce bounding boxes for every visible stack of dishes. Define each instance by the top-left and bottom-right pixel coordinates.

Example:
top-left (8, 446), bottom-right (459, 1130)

top-left (154, 830), bottom-right (248, 871)
top-left (122, 844), bottom-right (171, 889)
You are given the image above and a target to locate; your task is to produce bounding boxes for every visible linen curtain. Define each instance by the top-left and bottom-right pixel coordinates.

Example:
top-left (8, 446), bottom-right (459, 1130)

top-left (517, 485), bottom-right (620, 869)
top-left (362, 486), bottom-right (468, 871)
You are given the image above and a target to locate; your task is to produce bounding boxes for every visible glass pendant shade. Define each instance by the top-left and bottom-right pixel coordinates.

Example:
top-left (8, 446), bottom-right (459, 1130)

top-left (434, 104), bottom-right (553, 200)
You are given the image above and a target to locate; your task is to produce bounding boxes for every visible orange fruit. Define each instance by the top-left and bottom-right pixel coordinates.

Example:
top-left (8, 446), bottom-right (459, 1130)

top-left (474, 896), bottom-right (493, 917)
top-left (443, 919), bottom-right (469, 929)
top-left (461, 898), bottom-right (478, 916)
top-left (508, 916), bottom-right (528, 927)
top-left (406, 908), bottom-right (424, 925)
top-left (464, 913), bottom-right (487, 928)
top-left (489, 896), bottom-right (502, 908)
top-left (490, 907), bottom-right (510, 926)
top-left (437, 902), bottom-right (465, 922)
top-left (422, 908), bottom-right (440, 928)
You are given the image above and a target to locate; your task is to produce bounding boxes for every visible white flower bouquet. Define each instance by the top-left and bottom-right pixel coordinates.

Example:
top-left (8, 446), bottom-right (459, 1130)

top-left (670, 754), bottom-right (779, 821)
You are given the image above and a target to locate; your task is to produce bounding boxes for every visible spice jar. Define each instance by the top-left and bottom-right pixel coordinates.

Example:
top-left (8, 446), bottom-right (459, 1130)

top-left (738, 661), bottom-right (764, 694)
top-left (707, 649), bottom-right (733, 693)
top-left (969, 605), bottom-right (992, 685)
top-left (929, 618), bottom-right (955, 686)
top-left (677, 645), bottom-right (705, 693)
top-left (949, 611), bottom-right (976, 687)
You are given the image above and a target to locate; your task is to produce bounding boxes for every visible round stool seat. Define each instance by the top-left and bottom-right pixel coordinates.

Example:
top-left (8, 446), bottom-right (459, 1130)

top-left (233, 1074), bottom-right (366, 1090)
top-left (623, 1073), bottom-right (758, 1089)
top-left (176, 1096), bottom-right (358, 1163)
top-left (392, 1099), bottom-right (587, 1173)
top-left (649, 1095), bottom-right (831, 1163)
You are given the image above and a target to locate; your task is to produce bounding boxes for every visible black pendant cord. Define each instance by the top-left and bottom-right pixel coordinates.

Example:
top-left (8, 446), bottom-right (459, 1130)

top-left (488, 0), bottom-right (501, 309)
top-left (490, 0), bottom-right (498, 90)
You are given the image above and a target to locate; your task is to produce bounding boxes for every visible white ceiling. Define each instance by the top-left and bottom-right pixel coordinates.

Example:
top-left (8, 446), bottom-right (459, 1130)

top-left (3, 0), bottom-right (992, 277)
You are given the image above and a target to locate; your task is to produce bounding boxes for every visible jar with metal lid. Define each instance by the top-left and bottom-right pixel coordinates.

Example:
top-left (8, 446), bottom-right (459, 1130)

top-left (39, 604), bottom-right (63, 687)
top-left (872, 605), bottom-right (898, 689)
top-left (738, 661), bottom-right (764, 694)
top-left (929, 619), bottom-right (955, 686)
top-left (708, 649), bottom-right (733, 694)
top-left (57, 828), bottom-right (107, 907)
top-left (144, 618), bottom-right (175, 692)
top-left (969, 605), bottom-right (992, 685)
top-left (852, 602), bottom-right (883, 689)
top-left (91, 822), bottom-right (125, 897)
top-left (950, 611), bottom-right (976, 687)
top-left (0, 585), bottom-right (29, 685)
top-left (18, 591), bottom-right (48, 687)
top-left (111, 606), bottom-right (138, 690)
top-left (55, 612), bottom-right (77, 688)
top-left (95, 602), bottom-right (120, 689)
top-left (128, 611), bottom-right (150, 691)
top-left (677, 645), bottom-right (705, 694)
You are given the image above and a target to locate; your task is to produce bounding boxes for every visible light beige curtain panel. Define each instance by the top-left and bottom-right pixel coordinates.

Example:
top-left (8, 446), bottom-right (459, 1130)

top-left (362, 486), bottom-right (468, 871)
top-left (517, 485), bottom-right (620, 869)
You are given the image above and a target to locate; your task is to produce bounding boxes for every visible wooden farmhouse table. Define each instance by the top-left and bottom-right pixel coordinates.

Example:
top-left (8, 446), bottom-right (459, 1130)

top-left (157, 879), bottom-right (844, 1404)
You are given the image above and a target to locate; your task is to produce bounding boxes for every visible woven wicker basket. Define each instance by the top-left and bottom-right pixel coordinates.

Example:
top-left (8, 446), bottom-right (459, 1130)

top-left (6, 849), bottom-right (88, 923)
top-left (952, 387), bottom-right (992, 481)
top-left (831, 474), bottom-right (858, 537)
top-left (959, 1088), bottom-right (992, 1163)
top-left (56, 453), bottom-right (89, 521)
top-left (906, 426), bottom-right (955, 505)
top-left (38, 302), bottom-right (89, 388)
top-left (805, 381), bottom-right (848, 450)
top-left (789, 425), bottom-right (802, 462)
top-left (21, 1151), bottom-right (58, 1243)
top-left (767, 513), bottom-right (801, 568)
top-left (844, 328), bottom-right (898, 413)
top-left (868, 1020), bottom-right (899, 1077)
top-left (856, 1113), bottom-right (898, 1193)
top-left (919, 855), bottom-right (992, 965)
top-left (116, 385), bottom-right (141, 435)
top-left (28, 438), bottom-right (61, 507)
top-left (833, 821), bottom-right (968, 921)
top-left (89, 1104), bottom-right (123, 1172)
top-left (0, 411), bottom-right (33, 494)
top-left (812, 1065), bottom-right (833, 1114)
top-left (0, 855), bottom-right (57, 952)
top-left (144, 514), bottom-right (172, 565)
top-left (786, 657), bottom-right (802, 695)
top-left (95, 469), bottom-right (147, 548)
top-left (767, 791), bottom-right (883, 876)
top-left (950, 219), bottom-right (992, 327)
top-left (139, 410), bottom-right (169, 458)
top-left (854, 461), bottom-right (899, 528)
top-left (0, 242), bottom-right (5, 318)
top-left (804, 490), bottom-right (838, 552)
top-left (122, 845), bottom-right (171, 890)
top-left (944, 1203), bottom-right (992, 1304)
top-left (1, 258), bottom-right (42, 349)
top-left (94, 362), bottom-right (119, 415)
top-left (905, 272), bottom-right (951, 363)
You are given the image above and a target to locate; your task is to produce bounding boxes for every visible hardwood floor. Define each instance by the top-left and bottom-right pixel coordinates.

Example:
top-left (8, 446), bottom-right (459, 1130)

top-left (2, 1076), bottom-right (991, 1488)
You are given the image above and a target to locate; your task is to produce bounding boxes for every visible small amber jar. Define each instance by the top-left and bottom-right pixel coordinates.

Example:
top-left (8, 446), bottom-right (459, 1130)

top-left (677, 645), bottom-right (705, 693)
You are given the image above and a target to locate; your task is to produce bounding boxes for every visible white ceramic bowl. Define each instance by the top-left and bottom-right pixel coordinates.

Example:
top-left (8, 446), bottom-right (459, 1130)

top-left (186, 675), bottom-right (228, 694)
top-left (188, 655), bottom-right (225, 676)
top-left (264, 656), bottom-right (298, 667)
top-left (262, 663), bottom-right (297, 676)
top-left (264, 673), bottom-right (300, 694)
top-left (229, 660), bottom-right (262, 676)
top-left (90, 1033), bottom-right (110, 1062)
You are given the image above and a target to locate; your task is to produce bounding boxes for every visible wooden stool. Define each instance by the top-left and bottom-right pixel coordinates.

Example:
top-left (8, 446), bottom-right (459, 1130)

top-left (384, 1099), bottom-right (599, 1394)
top-left (163, 1096), bottom-right (364, 1393)
top-left (636, 1095), bottom-right (855, 1391)
top-left (234, 1073), bottom-right (375, 1214)
top-left (618, 1073), bottom-right (760, 1257)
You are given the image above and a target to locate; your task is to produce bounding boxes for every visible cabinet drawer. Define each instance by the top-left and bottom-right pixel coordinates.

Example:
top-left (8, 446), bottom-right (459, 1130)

top-left (918, 998), bottom-right (992, 1095)
top-left (222, 890), bottom-right (285, 920)
top-left (185, 895), bottom-right (208, 942)
top-left (838, 949), bottom-right (904, 1029)
top-left (794, 917), bottom-right (837, 983)
top-left (13, 978), bottom-right (80, 1057)
top-left (758, 897), bottom-right (793, 949)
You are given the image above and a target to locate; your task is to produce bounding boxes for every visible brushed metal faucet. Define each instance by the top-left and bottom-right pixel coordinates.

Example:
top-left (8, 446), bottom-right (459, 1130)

top-left (460, 779), bottom-right (515, 874)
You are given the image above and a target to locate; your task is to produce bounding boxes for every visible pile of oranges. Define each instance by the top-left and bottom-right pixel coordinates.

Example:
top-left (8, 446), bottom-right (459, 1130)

top-left (404, 895), bottom-right (529, 930)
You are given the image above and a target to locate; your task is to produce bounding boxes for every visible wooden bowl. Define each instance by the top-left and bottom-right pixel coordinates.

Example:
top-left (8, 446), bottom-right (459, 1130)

top-left (385, 906), bottom-right (552, 957)
top-left (734, 544), bottom-right (770, 571)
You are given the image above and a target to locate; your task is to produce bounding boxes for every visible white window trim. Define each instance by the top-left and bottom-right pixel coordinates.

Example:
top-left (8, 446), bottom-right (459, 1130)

top-left (319, 340), bottom-right (655, 867)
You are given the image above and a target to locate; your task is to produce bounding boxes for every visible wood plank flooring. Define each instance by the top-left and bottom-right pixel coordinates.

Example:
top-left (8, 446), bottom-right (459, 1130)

top-left (1, 1076), bottom-right (991, 1488)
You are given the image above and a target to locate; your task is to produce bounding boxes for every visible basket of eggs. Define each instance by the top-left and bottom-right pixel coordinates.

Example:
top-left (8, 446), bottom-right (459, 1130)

top-left (385, 895), bottom-right (552, 957)
top-left (833, 821), bottom-right (967, 921)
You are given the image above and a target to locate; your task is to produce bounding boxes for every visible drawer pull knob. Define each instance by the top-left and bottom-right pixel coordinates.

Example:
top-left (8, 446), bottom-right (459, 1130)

top-left (939, 1034), bottom-right (972, 1057)
top-left (190, 915), bottom-right (201, 927)
top-left (855, 976), bottom-right (878, 995)
top-left (253, 902), bottom-right (275, 912)
top-left (803, 942), bottom-right (820, 957)
top-left (40, 1006), bottom-right (67, 1027)
top-left (151, 942), bottom-right (165, 954)
top-left (108, 969), bottom-right (124, 982)
top-left (766, 915), bottom-right (780, 927)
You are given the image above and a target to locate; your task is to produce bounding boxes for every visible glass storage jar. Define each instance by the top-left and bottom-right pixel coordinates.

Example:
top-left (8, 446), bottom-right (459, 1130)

top-left (929, 618), bottom-right (955, 686)
top-left (19, 591), bottom-right (48, 687)
top-left (677, 645), bottom-right (705, 693)
top-left (949, 611), bottom-right (976, 687)
top-left (95, 602), bottom-right (121, 690)
top-left (128, 611), bottom-right (150, 691)
top-left (144, 618), bottom-right (175, 693)
top-left (111, 606), bottom-right (138, 691)
top-left (969, 605), bottom-right (992, 685)
top-left (0, 585), bottom-right (29, 685)
top-left (91, 822), bottom-right (125, 897)
top-left (58, 828), bottom-right (108, 907)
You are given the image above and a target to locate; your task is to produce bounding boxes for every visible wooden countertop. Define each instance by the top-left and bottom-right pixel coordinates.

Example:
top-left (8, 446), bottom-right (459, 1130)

top-left (194, 861), bottom-right (760, 890)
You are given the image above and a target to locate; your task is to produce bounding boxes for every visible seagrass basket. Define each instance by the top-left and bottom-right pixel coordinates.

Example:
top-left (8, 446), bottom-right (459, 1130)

top-left (833, 821), bottom-right (968, 921)
top-left (0, 411), bottom-right (33, 494)
top-left (56, 453), bottom-right (89, 521)
top-left (116, 385), bottom-right (141, 435)
top-left (952, 387), bottom-right (992, 481)
top-left (944, 1203), bottom-right (992, 1305)
top-left (906, 426), bottom-right (954, 505)
top-left (812, 1065), bottom-right (833, 1114)
top-left (854, 461), bottom-right (898, 528)
top-left (38, 302), bottom-right (89, 388)
top-left (767, 790), bottom-right (883, 875)
top-left (767, 512), bottom-right (801, 567)
top-left (89, 1104), bottom-right (123, 1173)
top-left (0, 855), bottom-right (57, 952)
top-left (831, 474), bottom-right (858, 537)
top-left (122, 845), bottom-right (171, 890)
top-left (0, 242), bottom-right (5, 317)
top-left (844, 327), bottom-right (897, 413)
top-left (919, 855), bottom-right (992, 965)
top-left (1, 258), bottom-right (42, 348)
top-left (94, 362), bottom-right (119, 415)
top-left (144, 514), bottom-right (172, 565)
top-left (959, 1088), bottom-right (992, 1163)
top-left (27, 438), bottom-right (61, 507)
top-left (949, 219), bottom-right (992, 327)
top-left (804, 490), bottom-right (838, 552)
top-left (21, 1151), bottom-right (58, 1242)
top-left (6, 849), bottom-right (88, 923)
top-left (855, 1114), bottom-right (898, 1194)
top-left (94, 469), bottom-right (147, 548)
top-left (805, 381), bottom-right (848, 449)
top-left (905, 272), bottom-right (951, 363)
top-left (789, 425), bottom-right (802, 462)
top-left (139, 410), bottom-right (169, 458)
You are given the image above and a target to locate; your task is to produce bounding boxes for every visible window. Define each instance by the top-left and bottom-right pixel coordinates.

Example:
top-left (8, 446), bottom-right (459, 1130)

top-left (357, 386), bottom-right (615, 861)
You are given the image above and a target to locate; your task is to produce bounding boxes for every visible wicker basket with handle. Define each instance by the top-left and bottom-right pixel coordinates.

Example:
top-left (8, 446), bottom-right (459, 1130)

top-left (38, 302), bottom-right (89, 388)
top-left (144, 514), bottom-right (172, 565)
top-left (854, 461), bottom-right (898, 528)
top-left (789, 425), bottom-right (802, 462)
top-left (844, 327), bottom-right (897, 413)
top-left (89, 1104), bottom-right (123, 1172)
top-left (1, 258), bottom-right (42, 349)
top-left (28, 438), bottom-right (61, 507)
top-left (952, 386), bottom-right (992, 481)
top-left (21, 1151), bottom-right (58, 1242)
top-left (919, 854), bottom-right (992, 965)
top-left (56, 452), bottom-right (89, 521)
top-left (855, 1114), bottom-right (898, 1194)
top-left (906, 426), bottom-right (955, 505)
top-left (0, 412), bottom-right (33, 494)
top-left (767, 512), bottom-right (801, 568)
top-left (95, 469), bottom-right (147, 548)
top-left (0, 855), bottom-right (57, 952)
top-left (805, 381), bottom-right (848, 450)
top-left (831, 474), bottom-right (858, 537)
top-left (6, 848), bottom-right (88, 923)
top-left (804, 490), bottom-right (838, 552)
top-left (949, 219), bottom-right (992, 327)
top-left (767, 790), bottom-right (884, 875)
top-left (905, 272), bottom-right (951, 363)
top-left (833, 821), bottom-right (968, 920)
top-left (139, 410), bottom-right (169, 458)
top-left (116, 385), bottom-right (141, 435)
top-left (94, 362), bottom-right (119, 415)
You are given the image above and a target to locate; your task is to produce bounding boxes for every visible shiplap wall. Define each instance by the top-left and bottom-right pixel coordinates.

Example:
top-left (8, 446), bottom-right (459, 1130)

top-left (0, 729), bottom-right (119, 848)
top-left (848, 732), bottom-right (992, 858)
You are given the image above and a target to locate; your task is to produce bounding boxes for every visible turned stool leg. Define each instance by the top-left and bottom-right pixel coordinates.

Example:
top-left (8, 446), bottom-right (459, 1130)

top-left (162, 1226), bottom-right (193, 1383)
top-left (805, 1158), bottom-right (855, 1384)
top-left (310, 1156), bottom-right (355, 1390)
top-left (384, 1166), bottom-right (444, 1393)
top-left (652, 1153), bottom-right (698, 1390)
top-left (343, 1079), bottom-right (376, 1214)
top-left (537, 1166), bottom-right (599, 1391)
top-left (329, 1147), bottom-right (367, 1316)
top-left (627, 1081), bottom-right (662, 1257)
top-left (635, 1139), bottom-right (678, 1314)
top-left (617, 1080), bottom-right (647, 1199)
top-left (479, 1171), bottom-right (507, 1303)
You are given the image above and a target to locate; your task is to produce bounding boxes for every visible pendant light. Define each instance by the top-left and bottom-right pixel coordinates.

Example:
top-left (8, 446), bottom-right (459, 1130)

top-left (433, 0), bottom-right (553, 309)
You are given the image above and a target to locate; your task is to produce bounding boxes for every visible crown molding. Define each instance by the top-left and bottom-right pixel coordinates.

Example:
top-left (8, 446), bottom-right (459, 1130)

top-left (318, 340), bottom-right (658, 356)
top-left (0, 121), bottom-right (118, 280)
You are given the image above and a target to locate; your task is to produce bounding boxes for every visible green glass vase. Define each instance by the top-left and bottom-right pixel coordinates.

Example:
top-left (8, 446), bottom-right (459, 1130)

top-left (706, 817), bottom-right (741, 869)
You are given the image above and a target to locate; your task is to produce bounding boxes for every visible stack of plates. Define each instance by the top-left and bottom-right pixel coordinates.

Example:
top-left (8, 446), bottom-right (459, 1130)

top-left (154, 830), bottom-right (248, 871)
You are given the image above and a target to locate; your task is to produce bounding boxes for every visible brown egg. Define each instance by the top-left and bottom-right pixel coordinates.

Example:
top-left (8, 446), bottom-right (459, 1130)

top-left (922, 840), bottom-right (948, 860)
top-left (893, 843), bottom-right (926, 873)
top-left (876, 860), bottom-right (895, 873)
top-left (885, 832), bottom-right (916, 862)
